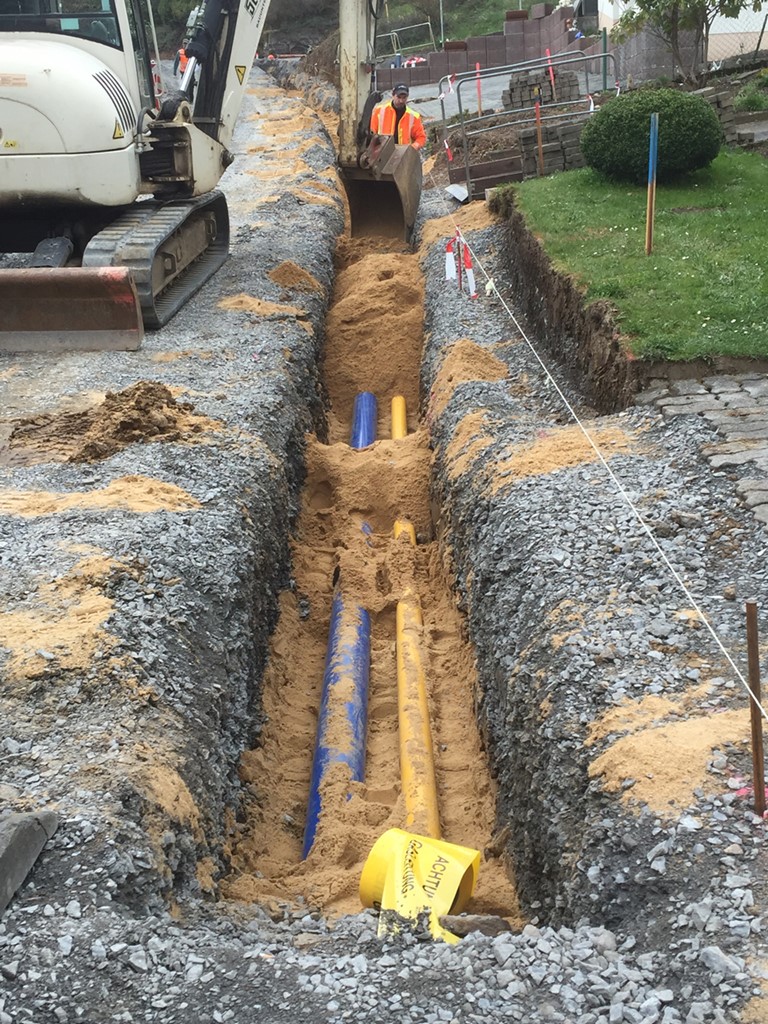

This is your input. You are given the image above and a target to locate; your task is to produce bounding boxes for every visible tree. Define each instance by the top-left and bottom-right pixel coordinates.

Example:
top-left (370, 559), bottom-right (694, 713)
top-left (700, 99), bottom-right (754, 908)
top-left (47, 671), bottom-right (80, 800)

top-left (612, 0), bottom-right (763, 84)
top-left (265, 0), bottom-right (336, 32)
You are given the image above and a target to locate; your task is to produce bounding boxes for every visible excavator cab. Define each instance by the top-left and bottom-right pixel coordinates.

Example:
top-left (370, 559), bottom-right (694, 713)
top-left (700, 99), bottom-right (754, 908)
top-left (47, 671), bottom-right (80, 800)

top-left (0, 0), bottom-right (123, 46)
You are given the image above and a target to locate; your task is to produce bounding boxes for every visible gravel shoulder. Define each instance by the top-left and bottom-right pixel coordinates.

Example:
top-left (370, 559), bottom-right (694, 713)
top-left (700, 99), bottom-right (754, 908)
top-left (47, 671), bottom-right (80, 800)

top-left (419, 189), bottom-right (768, 1021)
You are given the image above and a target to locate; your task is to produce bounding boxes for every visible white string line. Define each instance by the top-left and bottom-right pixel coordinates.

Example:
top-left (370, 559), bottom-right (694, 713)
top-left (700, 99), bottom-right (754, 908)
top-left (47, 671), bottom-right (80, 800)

top-left (442, 216), bottom-right (768, 725)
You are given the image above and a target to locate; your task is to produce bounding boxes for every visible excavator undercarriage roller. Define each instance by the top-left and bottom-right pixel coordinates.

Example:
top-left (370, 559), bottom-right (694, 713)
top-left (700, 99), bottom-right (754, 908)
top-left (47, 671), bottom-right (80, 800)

top-left (84, 190), bottom-right (230, 329)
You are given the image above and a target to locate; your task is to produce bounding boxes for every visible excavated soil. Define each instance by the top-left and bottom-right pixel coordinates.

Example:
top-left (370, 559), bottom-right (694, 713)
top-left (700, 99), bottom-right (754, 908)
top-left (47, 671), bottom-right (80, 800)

top-left (2, 381), bottom-right (220, 466)
top-left (221, 234), bottom-right (524, 927)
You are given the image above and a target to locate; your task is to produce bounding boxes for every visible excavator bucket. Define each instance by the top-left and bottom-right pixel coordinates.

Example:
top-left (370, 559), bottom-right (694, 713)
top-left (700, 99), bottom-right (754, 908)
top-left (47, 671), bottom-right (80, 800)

top-left (343, 138), bottom-right (423, 244)
top-left (0, 267), bottom-right (143, 353)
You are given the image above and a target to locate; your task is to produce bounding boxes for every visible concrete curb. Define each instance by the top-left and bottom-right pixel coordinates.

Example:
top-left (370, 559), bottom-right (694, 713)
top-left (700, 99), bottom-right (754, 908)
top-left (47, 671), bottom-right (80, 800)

top-left (0, 811), bottom-right (59, 915)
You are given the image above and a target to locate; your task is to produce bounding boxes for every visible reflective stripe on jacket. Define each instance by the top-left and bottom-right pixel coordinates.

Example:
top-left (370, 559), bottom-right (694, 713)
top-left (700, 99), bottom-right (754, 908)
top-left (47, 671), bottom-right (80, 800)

top-left (369, 101), bottom-right (426, 149)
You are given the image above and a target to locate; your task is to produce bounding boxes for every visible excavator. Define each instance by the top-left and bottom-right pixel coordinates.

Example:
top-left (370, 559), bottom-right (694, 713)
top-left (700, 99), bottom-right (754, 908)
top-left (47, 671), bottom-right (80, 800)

top-left (0, 0), bottom-right (422, 350)
top-left (337, 0), bottom-right (422, 246)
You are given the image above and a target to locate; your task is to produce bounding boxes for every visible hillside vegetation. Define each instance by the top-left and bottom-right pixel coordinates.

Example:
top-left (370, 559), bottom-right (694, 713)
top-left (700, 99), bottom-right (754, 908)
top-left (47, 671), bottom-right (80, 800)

top-left (157, 0), bottom-right (532, 54)
top-left (261, 0), bottom-right (532, 50)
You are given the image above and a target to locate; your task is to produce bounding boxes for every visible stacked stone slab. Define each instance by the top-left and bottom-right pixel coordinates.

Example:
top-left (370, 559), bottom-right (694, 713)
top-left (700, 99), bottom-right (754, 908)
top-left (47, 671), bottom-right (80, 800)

top-left (519, 117), bottom-right (590, 175)
top-left (692, 86), bottom-right (737, 145)
top-left (501, 69), bottom-right (581, 109)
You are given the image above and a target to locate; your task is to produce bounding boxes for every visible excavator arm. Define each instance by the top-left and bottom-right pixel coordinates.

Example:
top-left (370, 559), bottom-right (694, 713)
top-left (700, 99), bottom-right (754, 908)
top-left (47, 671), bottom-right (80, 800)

top-left (183, 0), bottom-right (271, 155)
top-left (338, 0), bottom-right (423, 243)
top-left (142, 0), bottom-right (272, 198)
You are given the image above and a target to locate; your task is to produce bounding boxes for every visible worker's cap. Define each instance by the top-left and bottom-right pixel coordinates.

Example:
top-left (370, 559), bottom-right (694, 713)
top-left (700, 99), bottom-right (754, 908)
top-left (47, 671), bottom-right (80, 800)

top-left (393, 83), bottom-right (409, 96)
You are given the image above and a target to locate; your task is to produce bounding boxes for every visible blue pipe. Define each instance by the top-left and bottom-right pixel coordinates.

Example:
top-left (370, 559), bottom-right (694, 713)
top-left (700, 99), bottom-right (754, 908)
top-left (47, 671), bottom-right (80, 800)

top-left (302, 393), bottom-right (375, 857)
top-left (350, 392), bottom-right (377, 449)
top-left (302, 587), bottom-right (371, 858)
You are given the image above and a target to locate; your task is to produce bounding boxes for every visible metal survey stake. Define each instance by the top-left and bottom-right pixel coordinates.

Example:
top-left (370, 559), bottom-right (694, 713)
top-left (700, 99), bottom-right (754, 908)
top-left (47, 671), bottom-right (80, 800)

top-left (746, 601), bottom-right (766, 817)
top-left (645, 112), bottom-right (659, 256)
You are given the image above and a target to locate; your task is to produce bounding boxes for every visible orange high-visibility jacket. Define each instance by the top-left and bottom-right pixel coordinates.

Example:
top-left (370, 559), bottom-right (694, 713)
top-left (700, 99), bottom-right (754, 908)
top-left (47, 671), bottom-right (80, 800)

top-left (369, 101), bottom-right (426, 150)
top-left (177, 48), bottom-right (189, 73)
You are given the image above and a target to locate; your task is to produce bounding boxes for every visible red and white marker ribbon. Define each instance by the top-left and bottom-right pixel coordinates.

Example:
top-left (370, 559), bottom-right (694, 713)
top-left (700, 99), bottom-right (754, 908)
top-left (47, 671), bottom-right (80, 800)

top-left (462, 241), bottom-right (477, 299)
top-left (438, 73), bottom-right (456, 101)
top-left (446, 232), bottom-right (478, 298)
top-left (445, 237), bottom-right (457, 281)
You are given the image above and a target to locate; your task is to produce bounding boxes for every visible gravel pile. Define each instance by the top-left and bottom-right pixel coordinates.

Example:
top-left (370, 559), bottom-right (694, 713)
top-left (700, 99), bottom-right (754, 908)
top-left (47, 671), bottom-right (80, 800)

top-left (2, 70), bottom-right (768, 1023)
top-left (5, 893), bottom-right (750, 1023)
top-left (0, 72), bottom-right (344, 912)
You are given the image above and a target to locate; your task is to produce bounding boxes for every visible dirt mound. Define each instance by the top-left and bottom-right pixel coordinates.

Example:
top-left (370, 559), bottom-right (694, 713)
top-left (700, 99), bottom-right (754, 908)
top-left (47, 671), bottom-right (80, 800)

top-left (7, 381), bottom-right (220, 465)
top-left (323, 250), bottom-right (424, 442)
top-left (269, 261), bottom-right (324, 293)
top-left (334, 236), bottom-right (411, 271)
top-left (298, 30), bottom-right (339, 85)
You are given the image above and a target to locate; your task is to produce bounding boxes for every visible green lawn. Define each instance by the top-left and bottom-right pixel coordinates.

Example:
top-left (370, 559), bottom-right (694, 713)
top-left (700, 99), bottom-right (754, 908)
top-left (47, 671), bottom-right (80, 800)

top-left (508, 148), bottom-right (768, 361)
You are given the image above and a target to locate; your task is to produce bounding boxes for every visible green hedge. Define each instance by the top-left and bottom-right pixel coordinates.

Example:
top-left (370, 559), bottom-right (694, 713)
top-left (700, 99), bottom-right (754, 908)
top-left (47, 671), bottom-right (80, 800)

top-left (580, 88), bottom-right (722, 184)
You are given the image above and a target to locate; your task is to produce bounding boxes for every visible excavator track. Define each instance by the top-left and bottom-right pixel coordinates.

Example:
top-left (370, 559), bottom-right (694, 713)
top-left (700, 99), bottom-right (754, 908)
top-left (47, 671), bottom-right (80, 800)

top-left (83, 191), bottom-right (230, 329)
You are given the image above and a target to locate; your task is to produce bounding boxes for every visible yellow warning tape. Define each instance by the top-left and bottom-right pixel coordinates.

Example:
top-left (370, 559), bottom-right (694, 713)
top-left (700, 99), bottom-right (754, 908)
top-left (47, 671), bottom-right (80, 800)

top-left (360, 828), bottom-right (480, 945)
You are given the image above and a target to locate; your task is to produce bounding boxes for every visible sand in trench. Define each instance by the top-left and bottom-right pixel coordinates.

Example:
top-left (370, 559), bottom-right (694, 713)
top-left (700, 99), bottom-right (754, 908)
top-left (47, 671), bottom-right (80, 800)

top-left (223, 237), bottom-right (524, 925)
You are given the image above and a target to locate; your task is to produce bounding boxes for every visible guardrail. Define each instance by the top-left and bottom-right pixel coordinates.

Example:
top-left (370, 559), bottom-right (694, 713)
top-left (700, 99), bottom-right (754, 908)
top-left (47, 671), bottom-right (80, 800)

top-left (376, 21), bottom-right (436, 64)
top-left (438, 49), bottom-right (620, 197)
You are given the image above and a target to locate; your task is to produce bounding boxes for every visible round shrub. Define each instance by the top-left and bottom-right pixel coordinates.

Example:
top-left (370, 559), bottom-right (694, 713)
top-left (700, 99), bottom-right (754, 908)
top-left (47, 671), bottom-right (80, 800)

top-left (580, 88), bottom-right (722, 183)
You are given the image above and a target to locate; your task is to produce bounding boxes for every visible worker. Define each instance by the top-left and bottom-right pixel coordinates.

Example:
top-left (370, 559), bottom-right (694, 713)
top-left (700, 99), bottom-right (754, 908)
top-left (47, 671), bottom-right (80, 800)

top-left (369, 84), bottom-right (427, 151)
top-left (174, 41), bottom-right (189, 77)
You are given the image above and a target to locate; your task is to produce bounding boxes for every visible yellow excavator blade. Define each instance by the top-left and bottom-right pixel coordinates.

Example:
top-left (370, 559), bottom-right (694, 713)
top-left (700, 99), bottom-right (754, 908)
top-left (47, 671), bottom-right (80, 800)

top-left (342, 139), bottom-right (423, 243)
top-left (0, 267), bottom-right (143, 353)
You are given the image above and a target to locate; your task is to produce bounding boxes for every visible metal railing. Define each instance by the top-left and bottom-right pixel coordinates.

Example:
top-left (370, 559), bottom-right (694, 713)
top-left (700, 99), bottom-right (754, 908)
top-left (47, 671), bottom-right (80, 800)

top-left (376, 21), bottom-right (436, 64)
top-left (438, 50), bottom-right (619, 197)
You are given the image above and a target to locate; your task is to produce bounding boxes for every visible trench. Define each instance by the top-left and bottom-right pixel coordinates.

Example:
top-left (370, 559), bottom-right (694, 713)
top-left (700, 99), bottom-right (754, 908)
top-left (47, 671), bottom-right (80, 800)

top-left (220, 231), bottom-right (523, 927)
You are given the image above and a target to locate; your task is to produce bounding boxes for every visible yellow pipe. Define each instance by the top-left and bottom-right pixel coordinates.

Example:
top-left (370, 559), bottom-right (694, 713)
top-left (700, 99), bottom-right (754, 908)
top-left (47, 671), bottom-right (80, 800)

top-left (396, 591), bottom-right (441, 840)
top-left (358, 407), bottom-right (483, 941)
top-left (394, 518), bottom-right (416, 544)
top-left (393, 514), bottom-right (438, 835)
top-left (391, 395), bottom-right (407, 440)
